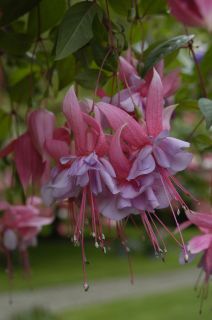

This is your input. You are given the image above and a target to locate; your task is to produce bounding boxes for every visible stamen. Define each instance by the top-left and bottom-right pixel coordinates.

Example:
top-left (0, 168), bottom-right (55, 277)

top-left (147, 212), bottom-right (168, 256)
top-left (151, 212), bottom-right (182, 246)
top-left (76, 187), bottom-right (89, 291)
top-left (159, 170), bottom-right (188, 259)
top-left (116, 222), bottom-right (134, 285)
top-left (171, 176), bottom-right (198, 202)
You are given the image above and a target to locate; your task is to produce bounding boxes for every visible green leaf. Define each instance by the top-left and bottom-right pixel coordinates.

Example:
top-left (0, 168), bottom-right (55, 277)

top-left (91, 43), bottom-right (117, 72)
top-left (0, 111), bottom-right (12, 141)
top-left (9, 74), bottom-right (34, 104)
top-left (178, 99), bottom-right (199, 111)
top-left (198, 98), bottom-right (212, 129)
top-left (27, 0), bottom-right (66, 36)
top-left (0, 30), bottom-right (32, 55)
top-left (193, 134), bottom-right (212, 152)
top-left (108, 0), bottom-right (131, 16)
top-left (56, 55), bottom-right (76, 90)
top-left (201, 45), bottom-right (212, 78)
top-left (55, 1), bottom-right (100, 60)
top-left (142, 35), bottom-right (194, 76)
top-left (139, 0), bottom-right (167, 15)
top-left (0, 0), bottom-right (40, 26)
top-left (75, 68), bottom-right (108, 90)
top-left (92, 14), bottom-right (108, 43)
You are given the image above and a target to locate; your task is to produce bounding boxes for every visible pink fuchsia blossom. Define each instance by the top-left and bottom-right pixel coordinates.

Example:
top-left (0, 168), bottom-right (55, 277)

top-left (98, 56), bottom-right (180, 114)
top-left (0, 197), bottom-right (53, 278)
top-left (0, 109), bottom-right (55, 189)
top-left (42, 87), bottom-right (118, 206)
top-left (98, 69), bottom-right (192, 210)
top-left (41, 87), bottom-right (119, 290)
top-left (180, 210), bottom-right (212, 310)
top-left (97, 69), bottom-right (191, 257)
top-left (168, 0), bottom-right (212, 32)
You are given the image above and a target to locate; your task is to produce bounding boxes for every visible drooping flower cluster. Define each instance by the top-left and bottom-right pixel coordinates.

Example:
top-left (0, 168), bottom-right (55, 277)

top-left (0, 54), bottom-right (193, 290)
top-left (36, 57), bottom-right (194, 288)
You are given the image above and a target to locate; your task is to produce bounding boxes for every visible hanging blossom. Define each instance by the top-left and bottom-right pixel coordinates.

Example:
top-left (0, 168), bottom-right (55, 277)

top-left (98, 53), bottom-right (180, 113)
top-left (41, 87), bottom-right (119, 290)
top-left (37, 62), bottom-right (193, 289)
top-left (96, 69), bottom-right (192, 258)
top-left (0, 197), bottom-right (53, 279)
top-left (0, 109), bottom-right (55, 188)
top-left (168, 0), bottom-right (212, 32)
top-left (179, 209), bottom-right (212, 311)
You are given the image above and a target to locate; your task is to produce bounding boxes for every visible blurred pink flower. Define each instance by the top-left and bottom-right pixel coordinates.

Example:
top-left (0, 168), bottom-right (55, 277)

top-left (180, 209), bottom-right (212, 310)
top-left (0, 197), bottom-right (53, 278)
top-left (168, 0), bottom-right (212, 32)
top-left (0, 109), bottom-right (55, 189)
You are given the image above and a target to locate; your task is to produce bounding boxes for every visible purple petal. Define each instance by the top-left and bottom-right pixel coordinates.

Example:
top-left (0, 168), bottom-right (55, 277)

top-left (3, 229), bottom-right (17, 250)
top-left (100, 158), bottom-right (116, 178)
top-left (153, 146), bottom-right (170, 168)
top-left (128, 146), bottom-right (155, 180)
top-left (89, 171), bottom-right (103, 195)
top-left (41, 184), bottom-right (55, 206)
top-left (170, 151), bottom-right (192, 172)
top-left (117, 197), bottom-right (132, 210)
top-left (146, 187), bottom-right (160, 209)
top-left (76, 172), bottom-right (89, 187)
top-left (120, 183), bottom-right (140, 199)
top-left (98, 194), bottom-right (131, 221)
top-left (165, 137), bottom-right (190, 150)
top-left (99, 169), bottom-right (119, 194)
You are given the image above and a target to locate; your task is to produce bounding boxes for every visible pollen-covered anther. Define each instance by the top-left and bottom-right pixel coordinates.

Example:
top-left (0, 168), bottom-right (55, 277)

top-left (83, 282), bottom-right (89, 292)
top-left (182, 205), bottom-right (187, 212)
top-left (184, 253), bottom-right (189, 263)
top-left (95, 241), bottom-right (99, 248)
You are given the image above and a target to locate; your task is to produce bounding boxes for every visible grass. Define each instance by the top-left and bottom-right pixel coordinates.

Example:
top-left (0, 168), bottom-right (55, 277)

top-left (10, 307), bottom-right (58, 320)
top-left (60, 287), bottom-right (212, 320)
top-left (0, 228), bottom-right (198, 292)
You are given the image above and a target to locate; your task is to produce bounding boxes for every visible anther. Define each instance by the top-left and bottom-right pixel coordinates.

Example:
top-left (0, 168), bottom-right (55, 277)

top-left (84, 283), bottom-right (89, 292)
top-left (184, 254), bottom-right (189, 263)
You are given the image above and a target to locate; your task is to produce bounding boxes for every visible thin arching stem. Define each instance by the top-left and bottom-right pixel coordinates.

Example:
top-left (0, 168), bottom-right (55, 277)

top-left (185, 27), bottom-right (208, 140)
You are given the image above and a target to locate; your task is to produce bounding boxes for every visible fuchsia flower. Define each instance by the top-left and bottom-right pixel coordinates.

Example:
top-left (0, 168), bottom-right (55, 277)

top-left (99, 57), bottom-right (180, 113)
top-left (97, 69), bottom-right (192, 256)
top-left (0, 109), bottom-right (55, 188)
top-left (180, 209), bottom-right (212, 310)
top-left (0, 197), bottom-right (53, 278)
top-left (41, 87), bottom-right (119, 290)
top-left (168, 0), bottom-right (212, 32)
top-left (39, 66), bottom-right (192, 288)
